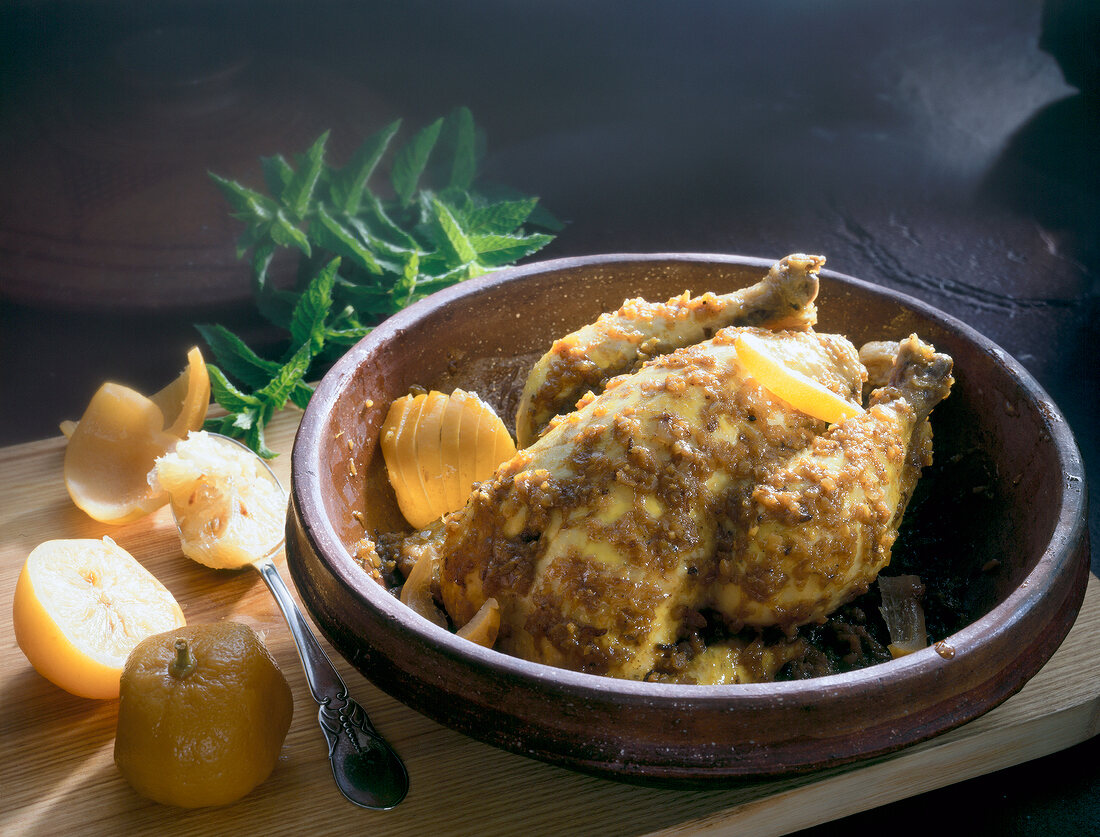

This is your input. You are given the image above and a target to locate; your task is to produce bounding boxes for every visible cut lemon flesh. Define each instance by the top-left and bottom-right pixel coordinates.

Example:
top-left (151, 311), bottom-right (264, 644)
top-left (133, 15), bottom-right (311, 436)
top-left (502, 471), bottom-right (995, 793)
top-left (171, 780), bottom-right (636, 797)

top-left (151, 431), bottom-right (286, 570)
top-left (12, 537), bottom-right (186, 699)
top-left (735, 332), bottom-right (864, 424)
top-left (380, 389), bottom-right (516, 529)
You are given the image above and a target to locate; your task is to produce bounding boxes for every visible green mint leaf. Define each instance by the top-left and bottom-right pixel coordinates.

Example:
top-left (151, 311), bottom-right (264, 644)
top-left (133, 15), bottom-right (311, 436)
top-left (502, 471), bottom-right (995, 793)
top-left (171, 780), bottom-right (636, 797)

top-left (466, 197), bottom-right (539, 234)
top-left (336, 119), bottom-right (401, 214)
top-left (209, 173), bottom-right (277, 221)
top-left (528, 201), bottom-right (566, 233)
top-left (415, 260), bottom-right (484, 288)
top-left (196, 323), bottom-right (281, 389)
top-left (324, 325), bottom-right (372, 347)
top-left (444, 106), bottom-right (477, 191)
top-left (261, 155), bottom-right (294, 199)
top-left (258, 341), bottom-right (315, 411)
top-left (392, 117), bottom-right (443, 206)
top-left (469, 232), bottom-right (555, 267)
top-left (289, 381), bottom-right (315, 410)
top-left (207, 364), bottom-right (263, 413)
top-left (250, 427), bottom-right (277, 459)
top-left (233, 221), bottom-right (269, 261)
top-left (203, 413), bottom-right (240, 436)
top-left (289, 257), bottom-right (339, 352)
top-left (269, 210), bottom-right (312, 256)
top-left (426, 196), bottom-right (477, 265)
top-left (354, 193), bottom-right (420, 250)
top-left (479, 182), bottom-right (565, 233)
top-left (313, 206), bottom-right (383, 274)
top-left (335, 289), bottom-right (398, 318)
top-left (282, 131), bottom-right (329, 218)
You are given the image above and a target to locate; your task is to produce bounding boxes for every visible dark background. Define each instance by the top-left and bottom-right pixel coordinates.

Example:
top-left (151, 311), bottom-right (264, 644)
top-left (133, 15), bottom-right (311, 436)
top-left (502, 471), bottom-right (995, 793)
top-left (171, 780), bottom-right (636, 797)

top-left (1, 1), bottom-right (1097, 833)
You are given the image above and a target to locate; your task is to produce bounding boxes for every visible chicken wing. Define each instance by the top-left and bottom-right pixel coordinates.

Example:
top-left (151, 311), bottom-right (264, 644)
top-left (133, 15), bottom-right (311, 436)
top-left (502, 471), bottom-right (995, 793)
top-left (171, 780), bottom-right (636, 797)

top-left (514, 254), bottom-right (824, 447)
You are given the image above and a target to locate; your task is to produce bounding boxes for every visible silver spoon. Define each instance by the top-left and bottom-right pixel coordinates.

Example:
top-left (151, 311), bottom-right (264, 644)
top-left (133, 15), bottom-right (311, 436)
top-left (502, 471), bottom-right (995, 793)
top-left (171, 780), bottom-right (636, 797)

top-left (165, 432), bottom-right (409, 810)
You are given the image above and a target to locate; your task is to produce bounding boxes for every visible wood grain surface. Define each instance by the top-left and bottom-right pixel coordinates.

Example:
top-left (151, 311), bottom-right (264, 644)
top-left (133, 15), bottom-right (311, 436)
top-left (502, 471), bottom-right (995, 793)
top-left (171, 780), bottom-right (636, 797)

top-left (2, 408), bottom-right (1098, 837)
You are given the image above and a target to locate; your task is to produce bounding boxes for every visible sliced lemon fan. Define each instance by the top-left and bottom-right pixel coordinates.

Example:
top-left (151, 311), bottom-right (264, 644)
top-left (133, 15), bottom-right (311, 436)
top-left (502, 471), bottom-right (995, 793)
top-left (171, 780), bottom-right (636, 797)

top-left (12, 537), bottom-right (187, 699)
top-left (735, 332), bottom-right (864, 424)
top-left (380, 389), bottom-right (516, 529)
top-left (63, 347), bottom-right (211, 524)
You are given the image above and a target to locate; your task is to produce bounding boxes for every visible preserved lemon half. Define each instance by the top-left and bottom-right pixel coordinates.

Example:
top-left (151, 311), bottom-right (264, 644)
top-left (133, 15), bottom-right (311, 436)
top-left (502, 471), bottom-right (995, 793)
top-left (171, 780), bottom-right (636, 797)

top-left (380, 389), bottom-right (516, 529)
top-left (151, 431), bottom-right (286, 570)
top-left (63, 347), bottom-right (211, 524)
top-left (114, 621), bottom-right (293, 808)
top-left (12, 537), bottom-right (186, 699)
top-left (735, 332), bottom-right (864, 424)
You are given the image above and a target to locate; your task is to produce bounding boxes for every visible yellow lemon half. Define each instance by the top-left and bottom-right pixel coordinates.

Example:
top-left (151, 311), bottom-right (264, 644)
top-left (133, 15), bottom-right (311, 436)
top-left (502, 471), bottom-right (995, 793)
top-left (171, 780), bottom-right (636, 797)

top-left (12, 537), bottom-right (186, 699)
top-left (62, 347), bottom-right (211, 524)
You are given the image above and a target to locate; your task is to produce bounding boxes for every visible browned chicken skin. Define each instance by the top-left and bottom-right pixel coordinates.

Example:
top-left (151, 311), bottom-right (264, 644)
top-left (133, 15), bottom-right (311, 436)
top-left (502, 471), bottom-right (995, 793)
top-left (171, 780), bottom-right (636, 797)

top-left (391, 256), bottom-right (955, 684)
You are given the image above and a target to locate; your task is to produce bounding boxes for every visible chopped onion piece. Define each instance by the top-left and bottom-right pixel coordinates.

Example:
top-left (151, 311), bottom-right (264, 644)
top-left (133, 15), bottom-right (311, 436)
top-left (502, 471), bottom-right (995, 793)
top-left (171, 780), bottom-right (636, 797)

top-left (457, 598), bottom-right (501, 648)
top-left (878, 574), bottom-right (928, 658)
top-left (399, 552), bottom-right (448, 629)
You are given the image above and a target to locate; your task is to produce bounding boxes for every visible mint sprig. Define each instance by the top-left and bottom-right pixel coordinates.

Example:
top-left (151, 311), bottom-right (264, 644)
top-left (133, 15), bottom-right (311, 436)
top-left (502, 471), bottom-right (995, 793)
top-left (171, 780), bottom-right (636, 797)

top-left (199, 108), bottom-right (560, 456)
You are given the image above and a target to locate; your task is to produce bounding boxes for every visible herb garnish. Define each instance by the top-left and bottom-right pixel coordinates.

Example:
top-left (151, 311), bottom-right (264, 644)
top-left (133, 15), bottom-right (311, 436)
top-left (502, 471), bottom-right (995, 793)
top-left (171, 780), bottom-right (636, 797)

top-left (199, 107), bottom-right (559, 457)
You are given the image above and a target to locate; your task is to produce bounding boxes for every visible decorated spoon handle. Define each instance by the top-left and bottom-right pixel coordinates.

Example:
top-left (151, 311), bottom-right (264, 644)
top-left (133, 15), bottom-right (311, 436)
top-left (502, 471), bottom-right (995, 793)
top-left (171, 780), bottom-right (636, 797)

top-left (254, 556), bottom-right (409, 810)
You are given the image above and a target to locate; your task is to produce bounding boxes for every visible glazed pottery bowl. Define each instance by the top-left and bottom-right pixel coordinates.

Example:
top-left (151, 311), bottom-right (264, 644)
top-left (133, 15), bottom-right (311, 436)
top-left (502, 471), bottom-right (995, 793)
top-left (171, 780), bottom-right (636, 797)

top-left (286, 254), bottom-right (1089, 785)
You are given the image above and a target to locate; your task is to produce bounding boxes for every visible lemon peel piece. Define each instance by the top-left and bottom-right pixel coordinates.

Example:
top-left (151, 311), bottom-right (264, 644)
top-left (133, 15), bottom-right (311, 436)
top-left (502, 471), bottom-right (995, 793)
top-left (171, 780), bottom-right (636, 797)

top-left (735, 332), bottom-right (864, 424)
top-left (151, 346), bottom-right (211, 439)
top-left (64, 384), bottom-right (180, 524)
top-left (381, 389), bottom-right (516, 529)
top-left (12, 536), bottom-right (186, 699)
top-left (62, 348), bottom-right (211, 524)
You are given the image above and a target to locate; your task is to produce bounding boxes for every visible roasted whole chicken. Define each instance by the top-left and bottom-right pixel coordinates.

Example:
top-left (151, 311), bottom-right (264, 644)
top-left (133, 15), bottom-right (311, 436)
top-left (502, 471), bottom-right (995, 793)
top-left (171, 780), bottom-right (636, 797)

top-left (384, 254), bottom-right (954, 684)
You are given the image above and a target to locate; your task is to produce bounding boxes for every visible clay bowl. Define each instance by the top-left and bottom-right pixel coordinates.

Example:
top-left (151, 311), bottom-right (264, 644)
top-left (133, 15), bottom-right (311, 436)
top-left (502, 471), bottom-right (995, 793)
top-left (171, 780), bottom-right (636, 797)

top-left (286, 253), bottom-right (1090, 785)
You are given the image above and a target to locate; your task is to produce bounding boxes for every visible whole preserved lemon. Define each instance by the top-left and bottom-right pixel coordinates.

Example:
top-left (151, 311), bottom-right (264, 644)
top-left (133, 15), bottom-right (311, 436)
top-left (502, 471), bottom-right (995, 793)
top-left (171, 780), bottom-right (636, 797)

top-left (114, 621), bottom-right (294, 808)
top-left (12, 537), bottom-right (186, 699)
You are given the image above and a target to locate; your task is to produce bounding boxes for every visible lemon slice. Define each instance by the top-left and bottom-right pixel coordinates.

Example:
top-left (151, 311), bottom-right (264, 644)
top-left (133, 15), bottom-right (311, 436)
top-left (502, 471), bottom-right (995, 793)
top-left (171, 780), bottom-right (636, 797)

top-left (735, 332), bottom-right (864, 424)
top-left (456, 597), bottom-right (501, 648)
top-left (380, 389), bottom-right (516, 529)
top-left (12, 537), bottom-right (186, 699)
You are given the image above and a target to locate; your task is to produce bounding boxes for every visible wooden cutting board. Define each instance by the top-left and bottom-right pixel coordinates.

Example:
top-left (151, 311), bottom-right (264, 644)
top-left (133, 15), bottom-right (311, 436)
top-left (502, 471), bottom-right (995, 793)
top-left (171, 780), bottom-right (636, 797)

top-left (2, 408), bottom-right (1098, 837)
